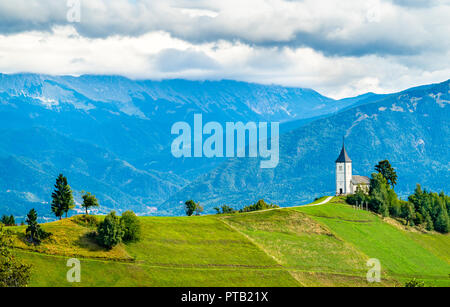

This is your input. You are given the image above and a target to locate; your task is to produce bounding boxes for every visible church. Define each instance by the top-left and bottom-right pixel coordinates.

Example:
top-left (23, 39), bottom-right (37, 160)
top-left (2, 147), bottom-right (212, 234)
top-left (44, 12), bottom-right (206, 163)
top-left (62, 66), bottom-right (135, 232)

top-left (335, 141), bottom-right (370, 195)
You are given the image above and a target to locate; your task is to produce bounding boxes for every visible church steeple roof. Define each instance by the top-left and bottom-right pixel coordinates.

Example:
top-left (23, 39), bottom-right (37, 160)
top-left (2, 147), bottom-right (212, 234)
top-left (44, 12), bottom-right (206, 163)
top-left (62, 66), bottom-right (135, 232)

top-left (336, 139), bottom-right (352, 163)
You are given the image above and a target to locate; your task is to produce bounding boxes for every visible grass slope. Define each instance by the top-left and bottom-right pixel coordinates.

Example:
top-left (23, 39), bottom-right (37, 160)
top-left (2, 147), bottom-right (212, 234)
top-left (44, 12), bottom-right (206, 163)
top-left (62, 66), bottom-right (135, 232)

top-left (8, 197), bottom-right (450, 287)
top-left (294, 199), bottom-right (450, 286)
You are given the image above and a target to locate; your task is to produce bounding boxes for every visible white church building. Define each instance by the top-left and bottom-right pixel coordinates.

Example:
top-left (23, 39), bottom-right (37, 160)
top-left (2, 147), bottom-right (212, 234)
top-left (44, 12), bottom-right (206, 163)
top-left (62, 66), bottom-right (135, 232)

top-left (335, 141), bottom-right (370, 195)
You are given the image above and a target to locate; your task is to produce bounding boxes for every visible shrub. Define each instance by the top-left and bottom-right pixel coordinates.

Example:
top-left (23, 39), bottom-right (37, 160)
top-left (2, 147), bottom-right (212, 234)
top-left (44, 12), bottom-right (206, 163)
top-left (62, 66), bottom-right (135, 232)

top-left (0, 226), bottom-right (32, 287)
top-left (121, 211), bottom-right (142, 243)
top-left (97, 211), bottom-right (124, 249)
top-left (72, 215), bottom-right (99, 228)
top-left (214, 205), bottom-right (236, 214)
top-left (405, 278), bottom-right (425, 288)
top-left (239, 199), bottom-right (279, 213)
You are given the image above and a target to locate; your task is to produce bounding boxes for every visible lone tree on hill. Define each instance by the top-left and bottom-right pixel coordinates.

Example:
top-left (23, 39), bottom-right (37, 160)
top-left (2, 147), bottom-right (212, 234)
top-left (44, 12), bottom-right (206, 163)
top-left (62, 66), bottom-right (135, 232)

top-left (375, 160), bottom-right (398, 188)
top-left (185, 200), bottom-right (199, 216)
top-left (51, 174), bottom-right (75, 219)
top-left (81, 191), bottom-right (99, 215)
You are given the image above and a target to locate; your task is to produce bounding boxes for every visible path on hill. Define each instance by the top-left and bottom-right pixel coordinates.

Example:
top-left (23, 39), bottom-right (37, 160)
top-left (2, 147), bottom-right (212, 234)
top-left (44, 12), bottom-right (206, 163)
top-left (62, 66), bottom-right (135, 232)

top-left (299, 196), bottom-right (333, 208)
top-left (240, 196), bottom-right (334, 215)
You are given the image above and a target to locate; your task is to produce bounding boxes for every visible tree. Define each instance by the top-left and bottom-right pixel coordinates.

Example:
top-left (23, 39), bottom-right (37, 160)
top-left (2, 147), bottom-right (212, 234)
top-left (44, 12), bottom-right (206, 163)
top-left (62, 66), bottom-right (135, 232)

top-left (81, 191), bottom-right (99, 215)
top-left (400, 201), bottom-right (416, 226)
top-left (369, 173), bottom-right (390, 217)
top-left (25, 209), bottom-right (50, 246)
top-left (121, 211), bottom-right (142, 242)
top-left (8, 215), bottom-right (15, 226)
top-left (408, 185), bottom-right (450, 233)
top-left (0, 226), bottom-right (32, 287)
top-left (347, 185), bottom-right (368, 207)
top-left (194, 203), bottom-right (204, 216)
top-left (185, 200), bottom-right (198, 216)
top-left (97, 211), bottom-right (124, 249)
top-left (1, 215), bottom-right (15, 226)
top-left (375, 160), bottom-right (398, 188)
top-left (239, 199), bottom-right (279, 213)
top-left (214, 205), bottom-right (236, 214)
top-left (51, 174), bottom-right (75, 219)
top-left (434, 208), bottom-right (449, 233)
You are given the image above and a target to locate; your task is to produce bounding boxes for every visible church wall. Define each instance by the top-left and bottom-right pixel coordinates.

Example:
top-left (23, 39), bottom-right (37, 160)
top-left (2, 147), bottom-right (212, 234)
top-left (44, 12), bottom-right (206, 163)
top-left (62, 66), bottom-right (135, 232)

top-left (336, 162), bottom-right (352, 195)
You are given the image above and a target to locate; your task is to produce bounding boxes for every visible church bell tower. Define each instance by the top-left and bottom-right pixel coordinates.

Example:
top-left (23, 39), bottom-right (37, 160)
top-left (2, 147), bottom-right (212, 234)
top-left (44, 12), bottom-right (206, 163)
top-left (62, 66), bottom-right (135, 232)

top-left (336, 138), bottom-right (352, 195)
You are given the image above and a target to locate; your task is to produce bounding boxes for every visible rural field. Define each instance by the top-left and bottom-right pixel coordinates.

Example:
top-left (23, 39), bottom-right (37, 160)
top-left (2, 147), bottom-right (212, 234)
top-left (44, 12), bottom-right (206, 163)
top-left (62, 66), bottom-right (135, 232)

top-left (7, 197), bottom-right (450, 287)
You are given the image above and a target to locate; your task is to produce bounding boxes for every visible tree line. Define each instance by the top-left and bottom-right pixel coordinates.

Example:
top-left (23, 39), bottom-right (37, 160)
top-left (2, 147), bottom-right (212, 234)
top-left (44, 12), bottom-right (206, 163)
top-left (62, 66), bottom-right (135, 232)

top-left (347, 160), bottom-right (449, 233)
top-left (183, 199), bottom-right (279, 216)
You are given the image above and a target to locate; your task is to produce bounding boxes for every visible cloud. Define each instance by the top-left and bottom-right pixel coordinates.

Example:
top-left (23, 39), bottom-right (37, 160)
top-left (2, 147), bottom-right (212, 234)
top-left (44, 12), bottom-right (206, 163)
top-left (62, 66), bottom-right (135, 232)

top-left (0, 0), bottom-right (449, 98)
top-left (153, 48), bottom-right (220, 72)
top-left (1, 0), bottom-right (449, 57)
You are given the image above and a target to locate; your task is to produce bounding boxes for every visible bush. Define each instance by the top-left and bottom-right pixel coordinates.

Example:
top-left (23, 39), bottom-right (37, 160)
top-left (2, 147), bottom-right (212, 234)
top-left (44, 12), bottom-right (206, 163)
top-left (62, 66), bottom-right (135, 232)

top-left (214, 205), bottom-right (236, 214)
top-left (97, 211), bottom-right (124, 249)
top-left (0, 226), bottom-right (32, 287)
top-left (239, 199), bottom-right (279, 213)
top-left (73, 215), bottom-right (99, 228)
top-left (121, 211), bottom-right (142, 243)
top-left (405, 278), bottom-right (425, 287)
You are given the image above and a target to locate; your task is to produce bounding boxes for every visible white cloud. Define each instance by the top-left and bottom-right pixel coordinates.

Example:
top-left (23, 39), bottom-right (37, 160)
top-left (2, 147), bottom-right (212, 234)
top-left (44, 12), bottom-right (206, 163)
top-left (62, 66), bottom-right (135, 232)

top-left (0, 0), bottom-right (449, 98)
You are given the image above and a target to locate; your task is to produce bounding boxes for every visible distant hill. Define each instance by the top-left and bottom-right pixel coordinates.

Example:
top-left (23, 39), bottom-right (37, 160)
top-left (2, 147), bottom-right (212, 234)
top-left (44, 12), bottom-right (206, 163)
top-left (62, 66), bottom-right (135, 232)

top-left (9, 198), bottom-right (450, 287)
top-left (162, 80), bottom-right (450, 215)
top-left (0, 73), bottom-right (363, 218)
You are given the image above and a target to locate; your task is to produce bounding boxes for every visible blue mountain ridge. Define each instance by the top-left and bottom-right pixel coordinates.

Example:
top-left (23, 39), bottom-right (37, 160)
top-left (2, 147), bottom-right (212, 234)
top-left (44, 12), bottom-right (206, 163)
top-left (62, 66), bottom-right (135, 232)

top-left (0, 73), bottom-right (361, 219)
top-left (161, 79), bottom-right (450, 215)
top-left (0, 73), bottom-right (448, 218)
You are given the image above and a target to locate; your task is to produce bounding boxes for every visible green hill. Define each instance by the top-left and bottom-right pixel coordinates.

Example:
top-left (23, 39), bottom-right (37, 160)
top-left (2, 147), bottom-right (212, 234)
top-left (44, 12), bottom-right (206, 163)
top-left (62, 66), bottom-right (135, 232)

top-left (8, 197), bottom-right (450, 287)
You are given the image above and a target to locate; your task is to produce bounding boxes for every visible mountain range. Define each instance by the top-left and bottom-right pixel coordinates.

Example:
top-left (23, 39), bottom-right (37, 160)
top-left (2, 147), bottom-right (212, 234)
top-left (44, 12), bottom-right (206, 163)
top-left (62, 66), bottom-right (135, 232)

top-left (0, 73), bottom-right (448, 218)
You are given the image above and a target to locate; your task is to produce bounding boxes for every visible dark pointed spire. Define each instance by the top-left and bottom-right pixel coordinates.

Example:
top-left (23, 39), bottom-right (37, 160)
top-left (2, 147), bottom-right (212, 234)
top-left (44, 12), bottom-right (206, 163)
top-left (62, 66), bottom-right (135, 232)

top-left (336, 138), bottom-right (352, 163)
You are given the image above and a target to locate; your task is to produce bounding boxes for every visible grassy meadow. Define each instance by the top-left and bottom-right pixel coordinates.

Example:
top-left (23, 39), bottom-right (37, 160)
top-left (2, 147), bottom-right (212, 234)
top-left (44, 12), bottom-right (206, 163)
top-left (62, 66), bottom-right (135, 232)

top-left (7, 197), bottom-right (450, 287)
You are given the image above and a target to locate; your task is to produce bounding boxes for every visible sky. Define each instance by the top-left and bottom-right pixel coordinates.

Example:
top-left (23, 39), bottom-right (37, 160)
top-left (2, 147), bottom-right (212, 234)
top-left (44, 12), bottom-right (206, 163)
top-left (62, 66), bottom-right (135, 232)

top-left (0, 0), bottom-right (449, 99)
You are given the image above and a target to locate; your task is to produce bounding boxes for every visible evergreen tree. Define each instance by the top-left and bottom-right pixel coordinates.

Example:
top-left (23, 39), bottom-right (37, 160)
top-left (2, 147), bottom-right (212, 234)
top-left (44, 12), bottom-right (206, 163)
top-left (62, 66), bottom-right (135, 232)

top-left (25, 209), bottom-right (50, 246)
top-left (434, 206), bottom-right (449, 233)
top-left (0, 215), bottom-right (14, 226)
top-left (81, 191), bottom-right (99, 215)
top-left (51, 174), bottom-right (75, 219)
